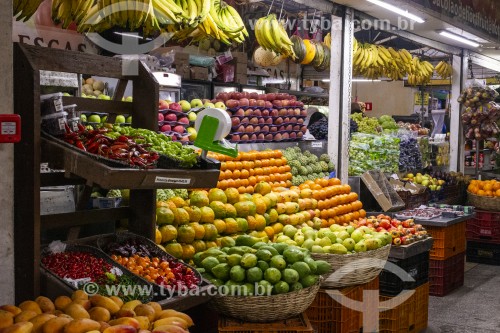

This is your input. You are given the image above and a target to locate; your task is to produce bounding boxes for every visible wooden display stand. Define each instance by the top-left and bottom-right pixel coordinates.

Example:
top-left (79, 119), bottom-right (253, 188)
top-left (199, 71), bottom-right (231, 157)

top-left (12, 43), bottom-right (219, 304)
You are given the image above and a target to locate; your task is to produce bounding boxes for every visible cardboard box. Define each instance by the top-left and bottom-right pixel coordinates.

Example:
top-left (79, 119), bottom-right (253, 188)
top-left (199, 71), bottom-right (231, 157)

top-left (235, 62), bottom-right (247, 75)
top-left (232, 52), bottom-right (248, 63)
top-left (235, 74), bottom-right (248, 85)
top-left (190, 66), bottom-right (209, 80)
top-left (361, 171), bottom-right (405, 212)
top-left (175, 64), bottom-right (190, 79)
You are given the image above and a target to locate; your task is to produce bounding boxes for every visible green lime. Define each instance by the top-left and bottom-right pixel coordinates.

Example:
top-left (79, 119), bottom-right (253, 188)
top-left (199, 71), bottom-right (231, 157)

top-left (264, 267), bottom-right (282, 284)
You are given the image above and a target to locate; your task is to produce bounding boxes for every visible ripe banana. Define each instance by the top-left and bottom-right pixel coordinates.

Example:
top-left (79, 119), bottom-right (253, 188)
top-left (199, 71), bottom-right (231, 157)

top-left (14, 0), bottom-right (44, 21)
top-left (435, 61), bottom-right (452, 79)
top-left (255, 14), bottom-right (295, 59)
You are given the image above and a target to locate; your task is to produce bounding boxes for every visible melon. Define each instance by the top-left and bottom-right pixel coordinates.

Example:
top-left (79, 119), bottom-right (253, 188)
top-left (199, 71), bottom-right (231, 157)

top-left (301, 40), bottom-right (316, 65)
top-left (311, 41), bottom-right (326, 67)
top-left (253, 47), bottom-right (284, 67)
top-left (290, 35), bottom-right (307, 64)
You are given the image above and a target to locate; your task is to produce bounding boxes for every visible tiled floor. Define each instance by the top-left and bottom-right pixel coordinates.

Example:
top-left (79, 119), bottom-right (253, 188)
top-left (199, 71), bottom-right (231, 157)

top-left (424, 263), bottom-right (500, 333)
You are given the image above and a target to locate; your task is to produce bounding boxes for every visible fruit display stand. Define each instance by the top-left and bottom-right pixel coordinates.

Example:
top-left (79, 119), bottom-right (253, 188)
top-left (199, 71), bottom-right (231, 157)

top-left (12, 43), bottom-right (219, 305)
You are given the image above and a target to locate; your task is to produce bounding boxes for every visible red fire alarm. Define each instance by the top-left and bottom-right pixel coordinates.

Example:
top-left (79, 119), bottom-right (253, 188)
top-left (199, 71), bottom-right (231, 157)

top-left (0, 114), bottom-right (21, 143)
top-left (365, 102), bottom-right (373, 111)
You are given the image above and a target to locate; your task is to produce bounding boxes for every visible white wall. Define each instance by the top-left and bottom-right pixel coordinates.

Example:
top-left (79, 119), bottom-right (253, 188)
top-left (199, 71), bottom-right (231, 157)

top-left (0, 0), bottom-right (15, 303)
top-left (352, 80), bottom-right (417, 117)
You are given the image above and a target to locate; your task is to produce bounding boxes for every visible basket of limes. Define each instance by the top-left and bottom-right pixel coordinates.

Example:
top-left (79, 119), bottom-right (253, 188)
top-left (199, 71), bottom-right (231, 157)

top-left (194, 242), bottom-right (331, 322)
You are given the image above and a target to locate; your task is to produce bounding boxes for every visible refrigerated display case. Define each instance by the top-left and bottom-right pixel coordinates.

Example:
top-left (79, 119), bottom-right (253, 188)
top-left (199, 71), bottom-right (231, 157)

top-left (213, 82), bottom-right (239, 97)
top-left (152, 72), bottom-right (182, 102)
top-left (181, 79), bottom-right (212, 100)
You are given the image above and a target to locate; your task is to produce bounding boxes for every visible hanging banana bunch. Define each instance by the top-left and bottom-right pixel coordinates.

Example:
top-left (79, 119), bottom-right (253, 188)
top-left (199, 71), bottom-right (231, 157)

top-left (255, 14), bottom-right (296, 59)
top-left (51, 0), bottom-right (93, 29)
top-left (435, 61), bottom-right (453, 79)
top-left (13, 0), bottom-right (44, 21)
top-left (323, 32), bottom-right (331, 48)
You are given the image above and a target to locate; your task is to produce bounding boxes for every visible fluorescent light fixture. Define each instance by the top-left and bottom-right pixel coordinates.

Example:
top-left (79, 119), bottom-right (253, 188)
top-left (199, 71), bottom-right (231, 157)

top-left (439, 31), bottom-right (480, 47)
top-left (321, 79), bottom-right (330, 82)
top-left (366, 0), bottom-right (425, 23)
top-left (445, 27), bottom-right (488, 43)
top-left (353, 79), bottom-right (382, 82)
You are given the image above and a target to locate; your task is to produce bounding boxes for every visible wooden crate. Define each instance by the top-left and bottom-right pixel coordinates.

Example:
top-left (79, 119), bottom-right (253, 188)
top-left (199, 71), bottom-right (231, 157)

top-left (218, 313), bottom-right (313, 333)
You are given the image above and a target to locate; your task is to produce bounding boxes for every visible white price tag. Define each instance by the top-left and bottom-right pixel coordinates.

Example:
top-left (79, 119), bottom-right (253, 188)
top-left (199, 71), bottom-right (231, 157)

top-left (1, 122), bottom-right (16, 135)
top-left (155, 177), bottom-right (191, 185)
top-left (311, 141), bottom-right (323, 148)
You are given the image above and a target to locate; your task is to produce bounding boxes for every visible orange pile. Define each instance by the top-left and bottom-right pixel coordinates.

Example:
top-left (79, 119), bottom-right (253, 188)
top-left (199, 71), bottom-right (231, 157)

top-left (209, 150), bottom-right (293, 193)
top-left (468, 179), bottom-right (500, 197)
top-left (110, 254), bottom-right (174, 283)
top-left (294, 178), bottom-right (366, 226)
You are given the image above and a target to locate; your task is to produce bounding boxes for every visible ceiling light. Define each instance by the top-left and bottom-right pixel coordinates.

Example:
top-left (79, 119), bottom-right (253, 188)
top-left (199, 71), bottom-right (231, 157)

top-left (366, 0), bottom-right (425, 23)
top-left (439, 31), bottom-right (480, 47)
top-left (445, 28), bottom-right (488, 43)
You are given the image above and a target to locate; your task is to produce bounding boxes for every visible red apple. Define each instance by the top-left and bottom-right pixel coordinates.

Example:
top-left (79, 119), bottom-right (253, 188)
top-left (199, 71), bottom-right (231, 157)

top-left (290, 132), bottom-right (297, 139)
top-left (265, 134), bottom-right (273, 140)
top-left (180, 136), bottom-right (190, 142)
top-left (274, 117), bottom-right (284, 125)
top-left (158, 113), bottom-right (165, 122)
top-left (226, 99), bottom-right (240, 109)
top-left (165, 113), bottom-right (177, 122)
top-left (298, 118), bottom-right (304, 124)
top-left (282, 132), bottom-right (290, 139)
top-left (245, 125), bottom-right (254, 133)
top-left (265, 101), bottom-right (273, 108)
top-left (242, 92), bottom-right (249, 98)
top-left (282, 100), bottom-right (290, 107)
top-left (226, 110), bottom-right (233, 117)
top-left (239, 98), bottom-right (249, 106)
top-left (231, 117), bottom-right (240, 127)
top-left (278, 109), bottom-right (288, 116)
top-left (256, 100), bottom-right (266, 107)
top-left (293, 125), bottom-right (301, 131)
top-left (258, 94), bottom-right (267, 101)
top-left (301, 125), bottom-right (307, 132)
top-left (231, 134), bottom-right (241, 141)
top-left (244, 109), bottom-right (253, 117)
top-left (217, 92), bottom-right (230, 101)
top-left (262, 109), bottom-right (270, 117)
top-left (274, 133), bottom-right (282, 140)
top-left (270, 127), bottom-right (278, 133)
top-left (250, 134), bottom-right (257, 140)
top-left (273, 100), bottom-right (283, 107)
top-left (290, 95), bottom-right (297, 101)
top-left (178, 117), bottom-right (189, 124)
top-left (266, 93), bottom-right (276, 101)
top-left (234, 108), bottom-right (245, 116)
top-left (257, 133), bottom-right (265, 140)
top-left (293, 108), bottom-right (301, 116)
top-left (173, 125), bottom-right (185, 133)
top-left (241, 134), bottom-right (249, 141)
top-left (232, 92), bottom-right (243, 100)
top-left (262, 125), bottom-right (270, 132)
top-left (237, 125), bottom-right (245, 132)
top-left (270, 109), bottom-right (279, 117)
top-left (159, 100), bottom-right (169, 109)
top-left (258, 118), bottom-right (265, 124)
top-left (169, 102), bottom-right (182, 112)
top-left (297, 132), bottom-right (303, 138)
top-left (249, 92), bottom-right (259, 99)
top-left (160, 124), bottom-right (171, 132)
top-left (241, 117), bottom-right (249, 124)
top-left (279, 126), bottom-right (286, 131)
top-left (171, 135), bottom-right (178, 141)
top-left (283, 117), bottom-right (290, 123)
top-left (254, 126), bottom-right (261, 132)
top-left (249, 117), bottom-right (259, 125)
top-left (300, 109), bottom-right (307, 116)
top-left (290, 117), bottom-right (297, 123)
top-left (253, 109), bottom-right (262, 117)
top-left (286, 125), bottom-right (293, 131)
top-left (248, 99), bottom-right (257, 106)
top-left (265, 118), bottom-right (273, 124)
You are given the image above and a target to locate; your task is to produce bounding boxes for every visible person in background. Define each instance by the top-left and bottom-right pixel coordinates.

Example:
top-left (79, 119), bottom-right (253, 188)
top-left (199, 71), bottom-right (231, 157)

top-left (351, 102), bottom-right (363, 115)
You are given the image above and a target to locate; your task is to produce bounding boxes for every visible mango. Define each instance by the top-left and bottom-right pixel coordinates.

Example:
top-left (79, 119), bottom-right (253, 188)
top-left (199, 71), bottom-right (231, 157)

top-left (35, 296), bottom-right (55, 313)
top-left (42, 316), bottom-right (72, 333)
top-left (103, 324), bottom-right (137, 333)
top-left (29, 313), bottom-right (56, 333)
top-left (64, 303), bottom-right (89, 319)
top-left (71, 291), bottom-right (88, 301)
top-left (0, 305), bottom-right (21, 316)
top-left (14, 310), bottom-right (38, 323)
top-left (18, 301), bottom-right (42, 314)
top-left (63, 318), bottom-right (100, 333)
top-left (109, 296), bottom-right (123, 308)
top-left (72, 299), bottom-right (91, 311)
top-left (153, 317), bottom-right (189, 330)
top-left (146, 302), bottom-right (161, 319)
top-left (120, 300), bottom-right (141, 312)
top-left (54, 296), bottom-right (72, 311)
top-left (114, 309), bottom-right (136, 318)
top-left (151, 325), bottom-right (188, 333)
top-left (0, 309), bottom-right (14, 328)
top-left (89, 295), bottom-right (120, 315)
top-left (134, 316), bottom-right (150, 330)
top-left (156, 310), bottom-right (193, 326)
top-left (2, 322), bottom-right (34, 333)
top-left (133, 304), bottom-right (155, 322)
top-left (99, 321), bottom-right (111, 332)
top-left (108, 317), bottom-right (140, 329)
top-left (88, 307), bottom-right (111, 322)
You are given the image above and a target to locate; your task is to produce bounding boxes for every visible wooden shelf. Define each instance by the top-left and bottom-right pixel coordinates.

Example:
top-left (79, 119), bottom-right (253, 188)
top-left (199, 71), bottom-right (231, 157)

top-left (42, 137), bottom-right (221, 190)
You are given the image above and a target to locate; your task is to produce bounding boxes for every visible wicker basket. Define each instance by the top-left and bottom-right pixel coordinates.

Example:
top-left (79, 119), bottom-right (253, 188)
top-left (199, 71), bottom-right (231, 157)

top-left (208, 283), bottom-right (321, 322)
top-left (311, 244), bottom-right (391, 288)
top-left (467, 191), bottom-right (500, 211)
top-left (396, 190), bottom-right (430, 210)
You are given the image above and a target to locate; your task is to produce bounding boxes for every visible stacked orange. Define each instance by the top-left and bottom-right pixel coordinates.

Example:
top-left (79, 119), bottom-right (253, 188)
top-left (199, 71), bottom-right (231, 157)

top-left (468, 179), bottom-right (500, 197)
top-left (209, 150), bottom-right (293, 193)
top-left (294, 178), bottom-right (366, 227)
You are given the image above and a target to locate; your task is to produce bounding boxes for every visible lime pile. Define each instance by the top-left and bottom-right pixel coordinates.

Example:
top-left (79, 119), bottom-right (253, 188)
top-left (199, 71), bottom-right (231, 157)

top-left (194, 238), bottom-right (331, 296)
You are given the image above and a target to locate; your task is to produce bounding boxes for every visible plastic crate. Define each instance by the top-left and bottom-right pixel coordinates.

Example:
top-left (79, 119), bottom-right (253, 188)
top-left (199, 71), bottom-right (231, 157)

top-left (474, 210), bottom-right (500, 222)
top-left (379, 252), bottom-right (429, 296)
top-left (466, 241), bottom-right (500, 265)
top-left (425, 222), bottom-right (466, 260)
top-left (218, 313), bottom-right (313, 333)
top-left (306, 277), bottom-right (379, 333)
top-left (466, 217), bottom-right (500, 243)
top-left (379, 289), bottom-right (416, 333)
top-left (429, 252), bottom-right (465, 297)
top-left (413, 283), bottom-right (429, 333)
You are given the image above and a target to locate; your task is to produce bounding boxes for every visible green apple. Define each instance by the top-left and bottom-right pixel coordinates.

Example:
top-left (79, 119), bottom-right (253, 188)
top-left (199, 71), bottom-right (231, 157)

top-left (80, 114), bottom-right (87, 122)
top-left (204, 102), bottom-right (215, 108)
top-left (88, 114), bottom-right (101, 123)
top-left (98, 94), bottom-right (111, 100)
top-left (187, 127), bottom-right (197, 141)
top-left (100, 115), bottom-right (108, 123)
top-left (179, 100), bottom-right (191, 112)
top-left (188, 112), bottom-right (197, 122)
top-left (342, 238), bottom-right (356, 251)
top-left (190, 99), bottom-right (203, 108)
top-left (115, 115), bottom-right (126, 124)
top-left (125, 96), bottom-right (133, 102)
top-left (62, 92), bottom-right (71, 96)
top-left (126, 116), bottom-right (132, 123)
top-left (214, 102), bottom-right (226, 110)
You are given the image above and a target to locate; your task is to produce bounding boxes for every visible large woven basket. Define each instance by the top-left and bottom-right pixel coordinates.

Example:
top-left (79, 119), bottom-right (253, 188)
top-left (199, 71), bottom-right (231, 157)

top-left (208, 283), bottom-right (320, 322)
top-left (467, 191), bottom-right (500, 211)
top-left (311, 244), bottom-right (391, 288)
